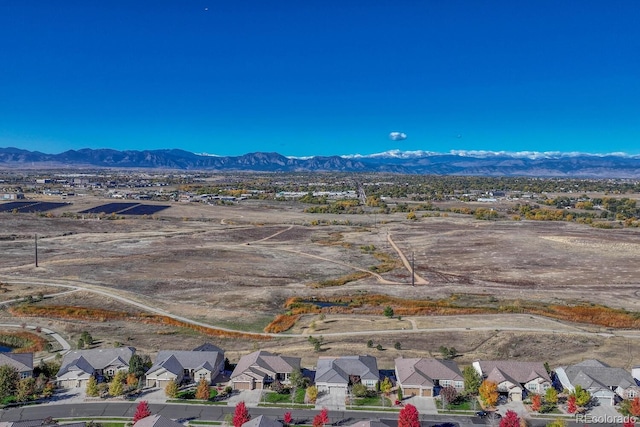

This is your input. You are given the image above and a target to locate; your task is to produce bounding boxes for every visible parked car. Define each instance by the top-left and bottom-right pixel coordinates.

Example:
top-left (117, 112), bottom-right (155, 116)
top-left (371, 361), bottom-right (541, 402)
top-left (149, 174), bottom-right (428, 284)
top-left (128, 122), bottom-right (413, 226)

top-left (475, 411), bottom-right (489, 418)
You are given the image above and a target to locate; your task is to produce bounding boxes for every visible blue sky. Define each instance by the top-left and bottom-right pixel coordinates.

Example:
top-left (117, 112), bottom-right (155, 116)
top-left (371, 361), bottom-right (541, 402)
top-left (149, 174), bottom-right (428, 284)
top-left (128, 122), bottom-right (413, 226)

top-left (1, 1), bottom-right (639, 157)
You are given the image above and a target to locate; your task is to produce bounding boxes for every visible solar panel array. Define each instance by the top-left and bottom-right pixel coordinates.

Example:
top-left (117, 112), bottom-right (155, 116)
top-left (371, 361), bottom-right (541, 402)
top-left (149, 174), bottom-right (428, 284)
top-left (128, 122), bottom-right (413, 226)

top-left (117, 204), bottom-right (170, 215)
top-left (0, 201), bottom-right (70, 213)
top-left (1, 201), bottom-right (171, 216)
top-left (78, 202), bottom-right (170, 215)
top-left (0, 202), bottom-right (36, 212)
top-left (78, 202), bottom-right (140, 214)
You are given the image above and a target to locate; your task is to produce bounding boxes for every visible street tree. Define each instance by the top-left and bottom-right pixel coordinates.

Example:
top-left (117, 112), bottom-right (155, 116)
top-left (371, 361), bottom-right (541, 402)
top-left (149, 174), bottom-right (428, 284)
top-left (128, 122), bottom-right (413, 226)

top-left (383, 306), bottom-right (394, 318)
top-left (283, 412), bottom-right (293, 427)
top-left (499, 410), bottom-right (520, 427)
top-left (233, 401), bottom-right (251, 427)
top-left (398, 403), bottom-right (420, 427)
top-left (133, 400), bottom-right (152, 422)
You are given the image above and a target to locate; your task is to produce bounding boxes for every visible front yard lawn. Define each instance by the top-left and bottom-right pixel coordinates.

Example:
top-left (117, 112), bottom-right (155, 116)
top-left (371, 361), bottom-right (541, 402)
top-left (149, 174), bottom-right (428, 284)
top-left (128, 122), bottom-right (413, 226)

top-left (263, 388), bottom-right (305, 404)
top-left (352, 396), bottom-right (393, 407)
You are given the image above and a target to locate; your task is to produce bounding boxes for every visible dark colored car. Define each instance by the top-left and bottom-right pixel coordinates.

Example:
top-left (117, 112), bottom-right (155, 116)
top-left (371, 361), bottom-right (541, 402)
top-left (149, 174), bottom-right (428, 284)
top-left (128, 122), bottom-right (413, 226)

top-left (475, 411), bottom-right (489, 418)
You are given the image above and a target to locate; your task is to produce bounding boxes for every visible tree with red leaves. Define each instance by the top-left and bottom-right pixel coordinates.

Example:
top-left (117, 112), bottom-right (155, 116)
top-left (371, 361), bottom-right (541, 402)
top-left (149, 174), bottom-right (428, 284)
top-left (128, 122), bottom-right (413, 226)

top-left (312, 408), bottom-right (329, 427)
top-left (631, 396), bottom-right (640, 417)
top-left (283, 412), bottom-right (293, 427)
top-left (398, 403), bottom-right (420, 427)
top-left (567, 395), bottom-right (577, 414)
top-left (233, 401), bottom-right (251, 427)
top-left (531, 394), bottom-right (541, 412)
top-left (498, 410), bottom-right (520, 427)
top-left (133, 400), bottom-right (151, 423)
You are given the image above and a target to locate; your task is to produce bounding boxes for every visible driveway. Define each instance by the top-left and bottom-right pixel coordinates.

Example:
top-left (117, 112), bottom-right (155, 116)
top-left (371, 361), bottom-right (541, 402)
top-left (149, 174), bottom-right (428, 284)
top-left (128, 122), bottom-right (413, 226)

top-left (227, 389), bottom-right (263, 407)
top-left (496, 400), bottom-right (528, 419)
top-left (316, 388), bottom-right (346, 410)
top-left (405, 396), bottom-right (438, 414)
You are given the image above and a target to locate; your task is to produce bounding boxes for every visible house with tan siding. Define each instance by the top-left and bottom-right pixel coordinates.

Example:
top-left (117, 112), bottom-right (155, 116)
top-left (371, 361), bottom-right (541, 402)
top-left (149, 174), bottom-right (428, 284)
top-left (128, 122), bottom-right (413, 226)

top-left (395, 357), bottom-right (464, 397)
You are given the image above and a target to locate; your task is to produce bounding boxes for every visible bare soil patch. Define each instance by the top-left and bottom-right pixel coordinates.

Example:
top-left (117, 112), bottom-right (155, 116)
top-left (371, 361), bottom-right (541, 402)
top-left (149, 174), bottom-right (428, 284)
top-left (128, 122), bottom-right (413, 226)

top-left (1, 198), bottom-right (639, 367)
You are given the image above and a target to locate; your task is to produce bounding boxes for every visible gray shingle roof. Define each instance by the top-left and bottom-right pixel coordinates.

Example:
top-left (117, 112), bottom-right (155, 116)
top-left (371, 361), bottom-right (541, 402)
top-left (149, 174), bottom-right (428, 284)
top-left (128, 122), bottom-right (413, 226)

top-left (395, 357), bottom-right (462, 387)
top-left (563, 359), bottom-right (636, 390)
top-left (193, 342), bottom-right (224, 353)
top-left (231, 351), bottom-right (301, 381)
top-left (242, 416), bottom-right (283, 427)
top-left (315, 355), bottom-right (379, 385)
top-left (133, 415), bottom-right (184, 427)
top-left (147, 350), bottom-right (223, 376)
top-left (0, 352), bottom-right (33, 373)
top-left (57, 347), bottom-right (135, 376)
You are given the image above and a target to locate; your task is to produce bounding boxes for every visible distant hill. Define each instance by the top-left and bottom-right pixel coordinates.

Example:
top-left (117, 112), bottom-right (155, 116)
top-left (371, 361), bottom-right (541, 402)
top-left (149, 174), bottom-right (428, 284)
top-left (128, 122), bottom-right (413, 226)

top-left (1, 147), bottom-right (639, 178)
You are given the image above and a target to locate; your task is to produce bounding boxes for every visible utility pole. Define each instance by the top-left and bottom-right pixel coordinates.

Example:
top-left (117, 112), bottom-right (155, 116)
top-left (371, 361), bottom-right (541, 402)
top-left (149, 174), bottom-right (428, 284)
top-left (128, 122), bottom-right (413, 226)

top-left (411, 251), bottom-right (415, 286)
top-left (35, 234), bottom-right (38, 267)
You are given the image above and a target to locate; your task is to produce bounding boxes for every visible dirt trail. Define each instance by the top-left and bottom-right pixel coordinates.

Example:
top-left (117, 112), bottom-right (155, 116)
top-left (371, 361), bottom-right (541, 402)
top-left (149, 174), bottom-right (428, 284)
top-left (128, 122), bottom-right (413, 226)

top-left (387, 233), bottom-right (429, 284)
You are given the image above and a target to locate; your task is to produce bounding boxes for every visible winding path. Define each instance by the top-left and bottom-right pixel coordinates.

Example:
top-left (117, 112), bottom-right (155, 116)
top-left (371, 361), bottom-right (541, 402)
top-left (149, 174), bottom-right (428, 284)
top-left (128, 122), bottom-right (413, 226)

top-left (5, 278), bottom-right (640, 342)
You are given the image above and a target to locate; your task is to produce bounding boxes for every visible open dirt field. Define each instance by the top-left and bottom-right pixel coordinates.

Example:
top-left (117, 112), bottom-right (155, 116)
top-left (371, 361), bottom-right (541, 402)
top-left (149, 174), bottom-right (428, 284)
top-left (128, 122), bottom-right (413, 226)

top-left (1, 197), bottom-right (639, 368)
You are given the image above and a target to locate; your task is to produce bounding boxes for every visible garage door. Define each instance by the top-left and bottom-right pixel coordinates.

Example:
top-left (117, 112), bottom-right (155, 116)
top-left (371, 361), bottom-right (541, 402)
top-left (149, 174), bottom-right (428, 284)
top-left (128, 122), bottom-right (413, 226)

top-left (234, 381), bottom-right (253, 390)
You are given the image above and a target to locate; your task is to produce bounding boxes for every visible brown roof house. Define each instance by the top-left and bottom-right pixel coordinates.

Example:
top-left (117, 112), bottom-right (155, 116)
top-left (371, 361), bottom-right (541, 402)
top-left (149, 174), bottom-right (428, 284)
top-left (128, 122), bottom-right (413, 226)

top-left (56, 347), bottom-right (135, 388)
top-left (395, 357), bottom-right (464, 397)
top-left (145, 349), bottom-right (225, 389)
top-left (0, 353), bottom-right (33, 379)
top-left (230, 350), bottom-right (301, 390)
top-left (473, 360), bottom-right (551, 401)
top-left (315, 355), bottom-right (379, 394)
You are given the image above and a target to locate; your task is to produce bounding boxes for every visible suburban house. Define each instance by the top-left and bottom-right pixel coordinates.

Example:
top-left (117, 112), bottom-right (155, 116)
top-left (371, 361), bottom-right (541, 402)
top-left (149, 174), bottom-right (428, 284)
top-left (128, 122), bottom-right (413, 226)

top-left (56, 347), bottom-right (136, 388)
top-left (555, 359), bottom-right (640, 405)
top-left (193, 342), bottom-right (225, 353)
top-left (633, 366), bottom-right (640, 385)
top-left (473, 360), bottom-right (551, 401)
top-left (315, 355), bottom-right (379, 394)
top-left (395, 357), bottom-right (464, 397)
top-left (230, 350), bottom-right (301, 390)
top-left (133, 415), bottom-right (184, 427)
top-left (145, 349), bottom-right (225, 388)
top-left (0, 353), bottom-right (33, 379)
top-left (241, 416), bottom-right (283, 427)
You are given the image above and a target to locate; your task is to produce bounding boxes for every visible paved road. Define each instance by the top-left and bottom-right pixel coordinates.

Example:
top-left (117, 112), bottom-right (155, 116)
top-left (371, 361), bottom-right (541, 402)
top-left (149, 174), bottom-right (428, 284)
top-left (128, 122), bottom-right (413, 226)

top-left (0, 402), bottom-right (479, 426)
top-left (0, 402), bottom-right (615, 427)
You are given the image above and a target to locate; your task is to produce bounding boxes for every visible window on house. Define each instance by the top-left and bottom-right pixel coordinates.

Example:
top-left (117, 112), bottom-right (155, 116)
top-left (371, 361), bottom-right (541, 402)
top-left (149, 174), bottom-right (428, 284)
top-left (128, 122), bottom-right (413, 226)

top-left (454, 381), bottom-right (464, 389)
top-left (441, 380), bottom-right (452, 387)
top-left (527, 383), bottom-right (538, 391)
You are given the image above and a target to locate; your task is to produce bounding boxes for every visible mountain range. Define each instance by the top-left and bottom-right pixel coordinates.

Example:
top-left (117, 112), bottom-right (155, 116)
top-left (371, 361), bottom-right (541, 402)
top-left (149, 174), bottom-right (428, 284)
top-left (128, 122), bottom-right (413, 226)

top-left (1, 147), bottom-right (639, 178)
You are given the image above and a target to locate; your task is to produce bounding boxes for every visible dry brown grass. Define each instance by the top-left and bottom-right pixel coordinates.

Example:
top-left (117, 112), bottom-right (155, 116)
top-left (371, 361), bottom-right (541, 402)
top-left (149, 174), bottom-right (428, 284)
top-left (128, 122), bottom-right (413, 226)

top-left (10, 304), bottom-right (271, 340)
